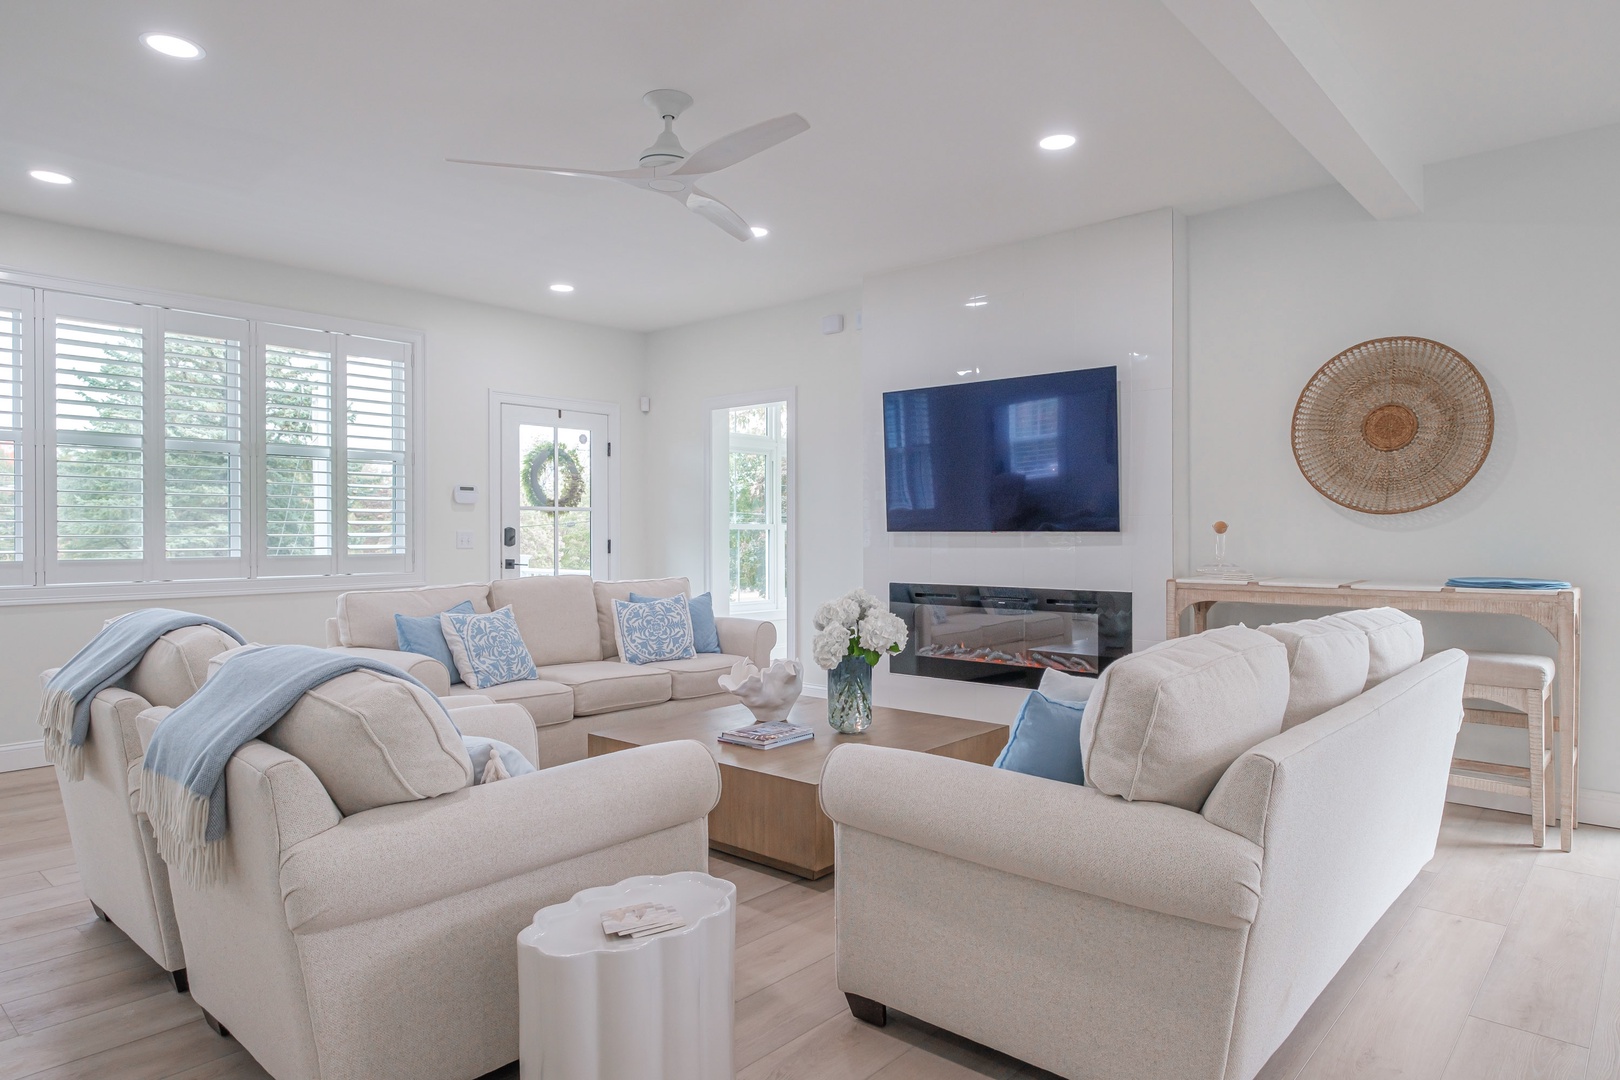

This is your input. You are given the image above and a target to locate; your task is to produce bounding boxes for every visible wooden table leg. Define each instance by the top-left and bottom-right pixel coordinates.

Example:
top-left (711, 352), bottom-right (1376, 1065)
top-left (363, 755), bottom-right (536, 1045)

top-left (1557, 607), bottom-right (1578, 852)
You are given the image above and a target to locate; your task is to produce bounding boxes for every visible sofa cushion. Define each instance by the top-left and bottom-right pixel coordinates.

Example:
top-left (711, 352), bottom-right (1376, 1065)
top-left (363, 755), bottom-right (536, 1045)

top-left (488, 575), bottom-right (601, 666)
top-left (440, 607), bottom-right (540, 690)
top-left (612, 595), bottom-right (696, 665)
top-left (538, 661), bottom-right (673, 716)
top-left (262, 669), bottom-right (473, 816)
top-left (594, 577), bottom-right (689, 660)
top-left (395, 601), bottom-right (475, 686)
top-left (442, 679), bottom-right (574, 728)
top-left (632, 590), bottom-right (722, 654)
top-left (1081, 625), bottom-right (1289, 811)
top-left (1322, 607), bottom-right (1424, 689)
top-left (336, 584), bottom-right (491, 648)
top-left (126, 624), bottom-right (241, 707)
top-left (646, 653), bottom-right (748, 700)
top-left (1258, 616), bottom-right (1372, 729)
top-left (994, 691), bottom-right (1086, 785)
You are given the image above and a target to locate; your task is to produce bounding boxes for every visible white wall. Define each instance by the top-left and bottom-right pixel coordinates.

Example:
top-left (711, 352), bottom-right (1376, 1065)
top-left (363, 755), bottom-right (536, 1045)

top-left (643, 290), bottom-right (864, 687)
top-left (862, 210), bottom-right (1177, 721)
top-left (0, 211), bottom-right (648, 752)
top-left (1187, 124), bottom-right (1620, 811)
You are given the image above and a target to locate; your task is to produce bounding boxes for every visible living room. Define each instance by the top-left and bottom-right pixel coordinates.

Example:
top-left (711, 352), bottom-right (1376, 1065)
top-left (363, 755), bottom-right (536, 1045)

top-left (3, 4), bottom-right (1619, 1079)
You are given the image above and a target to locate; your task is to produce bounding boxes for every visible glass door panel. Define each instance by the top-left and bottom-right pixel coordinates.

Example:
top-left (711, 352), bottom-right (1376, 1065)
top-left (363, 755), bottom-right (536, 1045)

top-left (501, 406), bottom-right (606, 578)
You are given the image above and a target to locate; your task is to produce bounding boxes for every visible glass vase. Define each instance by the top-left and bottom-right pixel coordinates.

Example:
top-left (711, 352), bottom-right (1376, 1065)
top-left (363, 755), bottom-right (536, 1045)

top-left (827, 655), bottom-right (874, 734)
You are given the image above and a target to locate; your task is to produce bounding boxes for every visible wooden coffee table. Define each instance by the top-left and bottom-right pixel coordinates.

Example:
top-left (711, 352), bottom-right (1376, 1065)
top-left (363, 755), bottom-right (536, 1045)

top-left (588, 699), bottom-right (1008, 879)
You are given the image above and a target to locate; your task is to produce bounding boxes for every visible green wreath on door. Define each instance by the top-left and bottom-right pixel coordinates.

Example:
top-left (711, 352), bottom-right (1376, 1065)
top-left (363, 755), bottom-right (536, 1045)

top-left (522, 442), bottom-right (586, 508)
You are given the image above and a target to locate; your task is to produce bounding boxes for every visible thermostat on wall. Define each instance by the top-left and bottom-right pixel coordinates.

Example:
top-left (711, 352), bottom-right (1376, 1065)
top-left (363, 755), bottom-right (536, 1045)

top-left (452, 485), bottom-right (479, 505)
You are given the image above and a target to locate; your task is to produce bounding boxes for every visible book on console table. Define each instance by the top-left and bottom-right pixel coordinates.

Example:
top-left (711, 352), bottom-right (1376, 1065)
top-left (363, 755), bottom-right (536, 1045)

top-left (718, 720), bottom-right (815, 750)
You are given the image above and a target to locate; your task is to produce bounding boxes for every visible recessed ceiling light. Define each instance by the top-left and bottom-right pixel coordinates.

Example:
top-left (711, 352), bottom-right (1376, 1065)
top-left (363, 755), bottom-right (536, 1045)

top-left (1038, 134), bottom-right (1077, 151)
top-left (141, 33), bottom-right (205, 59)
top-left (28, 170), bottom-right (73, 185)
top-left (750, 226), bottom-right (769, 238)
top-left (549, 283), bottom-right (575, 293)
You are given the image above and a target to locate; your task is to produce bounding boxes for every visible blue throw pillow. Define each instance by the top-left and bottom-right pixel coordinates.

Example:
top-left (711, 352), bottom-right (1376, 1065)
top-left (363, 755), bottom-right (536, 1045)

top-left (630, 591), bottom-right (722, 654)
top-left (994, 691), bottom-right (1086, 785)
top-left (613, 595), bottom-right (696, 665)
top-left (395, 601), bottom-right (476, 686)
top-left (439, 606), bottom-right (539, 689)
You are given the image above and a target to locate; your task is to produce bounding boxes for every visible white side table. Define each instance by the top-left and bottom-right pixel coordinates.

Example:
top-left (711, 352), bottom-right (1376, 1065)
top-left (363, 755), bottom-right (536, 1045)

top-left (517, 871), bottom-right (736, 1080)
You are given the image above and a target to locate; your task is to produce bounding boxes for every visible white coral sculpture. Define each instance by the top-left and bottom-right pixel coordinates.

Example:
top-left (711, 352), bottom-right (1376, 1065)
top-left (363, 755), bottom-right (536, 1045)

top-left (718, 658), bottom-right (804, 725)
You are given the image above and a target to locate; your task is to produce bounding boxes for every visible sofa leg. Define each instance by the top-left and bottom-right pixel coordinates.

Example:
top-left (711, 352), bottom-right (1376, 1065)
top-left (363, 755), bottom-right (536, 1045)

top-left (202, 1009), bottom-right (230, 1039)
top-left (170, 968), bottom-right (189, 994)
top-left (846, 993), bottom-right (887, 1027)
top-left (91, 903), bottom-right (110, 923)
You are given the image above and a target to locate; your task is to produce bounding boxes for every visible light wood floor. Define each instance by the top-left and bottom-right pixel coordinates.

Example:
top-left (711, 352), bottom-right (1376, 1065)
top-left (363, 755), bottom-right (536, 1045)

top-left (4, 766), bottom-right (1620, 1080)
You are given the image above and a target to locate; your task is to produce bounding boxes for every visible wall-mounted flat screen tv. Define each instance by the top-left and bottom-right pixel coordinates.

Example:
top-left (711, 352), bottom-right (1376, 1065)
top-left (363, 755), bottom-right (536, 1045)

top-left (883, 366), bottom-right (1119, 532)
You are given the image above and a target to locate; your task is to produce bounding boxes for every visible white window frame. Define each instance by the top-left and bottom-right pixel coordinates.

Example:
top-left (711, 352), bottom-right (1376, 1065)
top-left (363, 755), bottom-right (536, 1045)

top-left (704, 387), bottom-right (797, 659)
top-left (0, 265), bottom-right (427, 606)
top-left (0, 283), bottom-right (34, 589)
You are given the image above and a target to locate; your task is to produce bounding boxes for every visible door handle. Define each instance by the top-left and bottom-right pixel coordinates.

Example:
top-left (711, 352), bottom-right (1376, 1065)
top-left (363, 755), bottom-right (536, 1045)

top-left (503, 526), bottom-right (516, 547)
top-left (504, 558), bottom-right (528, 571)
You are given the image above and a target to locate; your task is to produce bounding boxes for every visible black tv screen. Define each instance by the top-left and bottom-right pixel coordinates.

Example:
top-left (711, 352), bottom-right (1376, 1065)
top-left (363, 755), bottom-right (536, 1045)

top-left (883, 366), bottom-right (1120, 532)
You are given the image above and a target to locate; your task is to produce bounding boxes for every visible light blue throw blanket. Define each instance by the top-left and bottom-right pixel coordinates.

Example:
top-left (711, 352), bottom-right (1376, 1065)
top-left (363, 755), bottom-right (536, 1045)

top-left (1445, 577), bottom-right (1572, 591)
top-left (137, 645), bottom-right (451, 886)
top-left (39, 608), bottom-right (245, 781)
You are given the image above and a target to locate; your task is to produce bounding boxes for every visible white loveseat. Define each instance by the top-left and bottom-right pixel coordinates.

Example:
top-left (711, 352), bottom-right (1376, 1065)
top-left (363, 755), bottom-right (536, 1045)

top-left (325, 575), bottom-right (775, 765)
top-left (822, 610), bottom-right (1465, 1080)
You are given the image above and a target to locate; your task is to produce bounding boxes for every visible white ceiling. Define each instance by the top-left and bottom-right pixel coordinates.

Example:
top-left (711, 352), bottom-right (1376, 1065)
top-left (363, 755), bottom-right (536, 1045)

top-left (0, 2), bottom-right (1614, 332)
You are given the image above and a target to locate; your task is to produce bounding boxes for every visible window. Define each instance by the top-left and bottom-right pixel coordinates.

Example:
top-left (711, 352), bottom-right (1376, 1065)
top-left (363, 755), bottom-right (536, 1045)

top-left (0, 273), bottom-right (420, 599)
top-left (723, 402), bottom-right (788, 611)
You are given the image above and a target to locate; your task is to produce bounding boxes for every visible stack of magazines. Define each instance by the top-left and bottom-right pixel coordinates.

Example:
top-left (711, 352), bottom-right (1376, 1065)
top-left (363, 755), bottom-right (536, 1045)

top-left (600, 902), bottom-right (686, 939)
top-left (718, 720), bottom-right (814, 750)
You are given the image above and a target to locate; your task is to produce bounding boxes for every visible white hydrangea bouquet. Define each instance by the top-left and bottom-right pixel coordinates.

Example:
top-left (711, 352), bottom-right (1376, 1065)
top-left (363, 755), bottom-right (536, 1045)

top-left (812, 588), bottom-right (908, 734)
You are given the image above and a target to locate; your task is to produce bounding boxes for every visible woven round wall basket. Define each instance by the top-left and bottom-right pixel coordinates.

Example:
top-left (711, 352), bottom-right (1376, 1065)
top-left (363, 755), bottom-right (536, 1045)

top-left (1291, 337), bottom-right (1493, 515)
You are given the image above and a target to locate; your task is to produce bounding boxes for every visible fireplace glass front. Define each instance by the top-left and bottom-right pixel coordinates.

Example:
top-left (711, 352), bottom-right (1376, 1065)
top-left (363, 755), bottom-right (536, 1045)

top-left (888, 582), bottom-right (1132, 688)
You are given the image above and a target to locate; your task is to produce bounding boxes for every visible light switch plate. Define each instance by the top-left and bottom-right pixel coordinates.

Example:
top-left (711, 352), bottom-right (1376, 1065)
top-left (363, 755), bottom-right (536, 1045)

top-left (455, 531), bottom-right (474, 550)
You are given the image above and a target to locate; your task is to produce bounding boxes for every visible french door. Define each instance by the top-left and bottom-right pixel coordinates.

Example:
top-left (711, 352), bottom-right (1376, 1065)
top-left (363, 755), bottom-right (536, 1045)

top-left (498, 403), bottom-right (607, 578)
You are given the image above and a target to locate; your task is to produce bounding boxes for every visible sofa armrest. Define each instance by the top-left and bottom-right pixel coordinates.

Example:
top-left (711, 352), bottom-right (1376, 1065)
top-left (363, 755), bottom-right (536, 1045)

top-left (279, 740), bottom-right (721, 934)
top-left (325, 646), bottom-right (451, 695)
top-left (820, 745), bottom-right (1263, 929)
top-left (452, 703), bottom-right (540, 768)
top-left (716, 617), bottom-right (776, 667)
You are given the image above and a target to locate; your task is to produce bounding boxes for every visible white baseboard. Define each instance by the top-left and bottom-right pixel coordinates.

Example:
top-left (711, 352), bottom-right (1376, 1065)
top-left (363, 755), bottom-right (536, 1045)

top-left (800, 682), bottom-right (827, 699)
top-left (0, 740), bottom-right (48, 773)
top-left (1447, 784), bottom-right (1620, 829)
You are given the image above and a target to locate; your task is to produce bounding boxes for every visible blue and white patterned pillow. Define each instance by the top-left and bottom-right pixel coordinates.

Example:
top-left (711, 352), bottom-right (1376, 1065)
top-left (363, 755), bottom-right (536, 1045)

top-left (612, 595), bottom-right (696, 665)
top-left (439, 606), bottom-right (538, 689)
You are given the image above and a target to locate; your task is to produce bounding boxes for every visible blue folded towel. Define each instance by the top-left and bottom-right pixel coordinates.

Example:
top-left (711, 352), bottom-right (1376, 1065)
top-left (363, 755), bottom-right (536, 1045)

top-left (1445, 577), bottom-right (1571, 591)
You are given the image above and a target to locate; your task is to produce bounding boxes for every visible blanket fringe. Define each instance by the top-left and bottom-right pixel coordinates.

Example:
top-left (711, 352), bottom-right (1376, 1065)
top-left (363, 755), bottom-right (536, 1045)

top-left (39, 689), bottom-right (84, 781)
top-left (136, 770), bottom-right (225, 888)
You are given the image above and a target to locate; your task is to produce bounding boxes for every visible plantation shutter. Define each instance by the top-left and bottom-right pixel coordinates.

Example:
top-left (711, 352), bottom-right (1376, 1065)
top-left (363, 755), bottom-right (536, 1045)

top-left (43, 293), bottom-right (154, 584)
top-left (339, 337), bottom-right (409, 572)
top-left (160, 311), bottom-right (247, 578)
top-left (261, 325), bottom-right (336, 576)
top-left (0, 284), bottom-right (31, 586)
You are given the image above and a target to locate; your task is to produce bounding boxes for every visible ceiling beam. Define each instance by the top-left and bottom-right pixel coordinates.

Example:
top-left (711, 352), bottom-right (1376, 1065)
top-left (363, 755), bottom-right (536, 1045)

top-left (1161, 0), bottom-right (1423, 218)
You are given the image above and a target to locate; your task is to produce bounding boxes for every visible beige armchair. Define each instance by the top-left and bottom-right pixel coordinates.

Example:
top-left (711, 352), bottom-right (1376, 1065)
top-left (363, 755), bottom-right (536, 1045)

top-left (137, 724), bottom-right (720, 1080)
top-left (40, 622), bottom-right (241, 990)
top-left (822, 649), bottom-right (1467, 1080)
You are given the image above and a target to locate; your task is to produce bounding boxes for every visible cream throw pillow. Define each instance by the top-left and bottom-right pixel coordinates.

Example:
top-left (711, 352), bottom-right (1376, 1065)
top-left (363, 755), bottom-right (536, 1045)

top-left (1322, 607), bottom-right (1424, 690)
top-left (260, 668), bottom-right (473, 816)
top-left (1258, 616), bottom-right (1372, 728)
top-left (1081, 626), bottom-right (1289, 810)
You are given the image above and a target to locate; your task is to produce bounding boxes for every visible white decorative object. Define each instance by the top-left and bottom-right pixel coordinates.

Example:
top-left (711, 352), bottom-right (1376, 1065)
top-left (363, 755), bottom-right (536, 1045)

top-left (518, 872), bottom-right (736, 1080)
top-left (717, 658), bottom-right (803, 725)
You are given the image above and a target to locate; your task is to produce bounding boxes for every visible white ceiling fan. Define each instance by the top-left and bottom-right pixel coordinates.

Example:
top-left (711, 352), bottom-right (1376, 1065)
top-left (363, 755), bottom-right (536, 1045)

top-left (449, 90), bottom-right (808, 241)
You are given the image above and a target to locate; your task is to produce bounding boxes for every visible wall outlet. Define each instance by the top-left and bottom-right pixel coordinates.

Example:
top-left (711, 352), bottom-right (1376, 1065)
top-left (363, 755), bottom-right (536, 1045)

top-left (455, 531), bottom-right (474, 550)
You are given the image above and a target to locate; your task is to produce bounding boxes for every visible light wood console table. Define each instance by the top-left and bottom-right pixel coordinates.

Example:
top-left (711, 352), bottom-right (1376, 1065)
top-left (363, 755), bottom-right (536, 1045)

top-left (1166, 578), bottom-right (1582, 850)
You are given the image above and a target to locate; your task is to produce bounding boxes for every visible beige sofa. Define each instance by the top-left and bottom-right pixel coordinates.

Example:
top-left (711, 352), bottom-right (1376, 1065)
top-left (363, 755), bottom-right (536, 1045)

top-left (822, 611), bottom-right (1464, 1080)
top-left (40, 623), bottom-right (242, 988)
top-left (325, 575), bottom-right (775, 765)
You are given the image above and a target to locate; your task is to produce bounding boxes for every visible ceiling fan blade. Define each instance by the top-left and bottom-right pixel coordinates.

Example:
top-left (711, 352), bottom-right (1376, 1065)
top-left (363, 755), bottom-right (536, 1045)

top-left (685, 188), bottom-right (753, 241)
top-left (446, 158), bottom-right (649, 180)
top-left (672, 114), bottom-right (809, 176)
